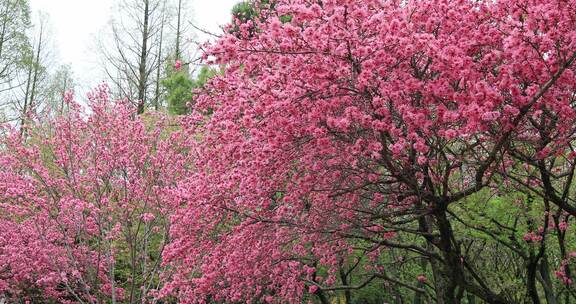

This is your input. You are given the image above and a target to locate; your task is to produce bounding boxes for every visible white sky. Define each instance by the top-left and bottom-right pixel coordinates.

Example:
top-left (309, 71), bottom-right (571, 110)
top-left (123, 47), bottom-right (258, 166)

top-left (29, 0), bottom-right (240, 90)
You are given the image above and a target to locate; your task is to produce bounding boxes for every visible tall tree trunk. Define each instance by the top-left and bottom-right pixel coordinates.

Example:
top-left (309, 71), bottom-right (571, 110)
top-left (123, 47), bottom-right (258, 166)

top-left (153, 2), bottom-right (165, 111)
top-left (539, 254), bottom-right (558, 304)
top-left (20, 61), bottom-right (32, 137)
top-left (137, 0), bottom-right (150, 114)
top-left (526, 259), bottom-right (541, 304)
top-left (430, 255), bottom-right (457, 304)
top-left (417, 199), bottom-right (459, 304)
top-left (175, 0), bottom-right (182, 61)
top-left (432, 207), bottom-right (508, 304)
top-left (21, 22), bottom-right (43, 136)
top-left (338, 261), bottom-right (351, 304)
top-left (29, 23), bottom-right (44, 114)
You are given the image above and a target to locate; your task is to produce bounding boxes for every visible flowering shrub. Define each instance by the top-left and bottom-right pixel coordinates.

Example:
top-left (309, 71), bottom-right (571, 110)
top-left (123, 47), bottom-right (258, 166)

top-left (0, 85), bottom-right (190, 302)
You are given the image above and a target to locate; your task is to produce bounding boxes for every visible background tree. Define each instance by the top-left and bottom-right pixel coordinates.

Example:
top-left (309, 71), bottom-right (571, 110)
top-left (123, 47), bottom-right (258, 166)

top-left (162, 65), bottom-right (217, 115)
top-left (0, 0), bottom-right (30, 86)
top-left (99, 0), bottom-right (167, 114)
top-left (16, 12), bottom-right (57, 135)
top-left (98, 0), bottom-right (198, 114)
top-left (0, 4), bottom-right (75, 127)
top-left (42, 64), bottom-right (75, 116)
top-left (0, 0), bottom-right (31, 122)
top-left (162, 64), bottom-right (192, 115)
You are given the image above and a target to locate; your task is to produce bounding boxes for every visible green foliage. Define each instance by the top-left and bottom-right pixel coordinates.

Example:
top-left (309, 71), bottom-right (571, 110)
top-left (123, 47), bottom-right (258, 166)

top-left (195, 65), bottom-right (218, 88)
top-left (162, 70), bottom-right (194, 115)
top-left (44, 64), bottom-right (74, 115)
top-left (0, 0), bottom-right (32, 73)
top-left (232, 1), bottom-right (257, 23)
top-left (351, 285), bottom-right (388, 304)
top-left (230, 0), bottom-right (291, 38)
top-left (161, 65), bottom-right (218, 116)
top-left (280, 14), bottom-right (292, 23)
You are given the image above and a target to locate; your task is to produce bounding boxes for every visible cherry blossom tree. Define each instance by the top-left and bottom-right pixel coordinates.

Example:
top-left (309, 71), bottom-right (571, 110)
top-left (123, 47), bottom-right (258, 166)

top-left (163, 0), bottom-right (576, 303)
top-left (0, 85), bottom-right (189, 303)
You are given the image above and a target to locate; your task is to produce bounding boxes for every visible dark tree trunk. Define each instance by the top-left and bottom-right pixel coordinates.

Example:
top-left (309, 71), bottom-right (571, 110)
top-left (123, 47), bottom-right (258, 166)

top-left (526, 260), bottom-right (541, 304)
top-left (175, 0), bottom-right (182, 61)
top-left (153, 3), bottom-right (165, 111)
top-left (21, 22), bottom-right (43, 137)
top-left (137, 0), bottom-right (150, 114)
top-left (539, 255), bottom-right (558, 304)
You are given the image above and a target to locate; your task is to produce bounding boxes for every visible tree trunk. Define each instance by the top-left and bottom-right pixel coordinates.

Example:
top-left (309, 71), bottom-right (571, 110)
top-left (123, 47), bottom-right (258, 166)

top-left (21, 22), bottom-right (43, 137)
top-left (538, 255), bottom-right (558, 304)
top-left (153, 2), bottom-right (165, 111)
top-left (137, 0), bottom-right (150, 114)
top-left (526, 259), bottom-right (541, 304)
top-left (20, 61), bottom-right (32, 137)
top-left (430, 256), bottom-right (457, 304)
top-left (175, 0), bottom-right (182, 61)
top-left (433, 208), bottom-right (509, 304)
top-left (29, 23), bottom-right (43, 115)
top-left (338, 264), bottom-right (351, 304)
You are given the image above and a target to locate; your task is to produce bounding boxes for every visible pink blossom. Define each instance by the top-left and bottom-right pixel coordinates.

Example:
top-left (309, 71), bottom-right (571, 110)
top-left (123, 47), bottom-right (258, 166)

top-left (141, 213), bottom-right (156, 223)
top-left (481, 111), bottom-right (500, 122)
top-left (174, 60), bottom-right (182, 71)
top-left (444, 129), bottom-right (458, 140)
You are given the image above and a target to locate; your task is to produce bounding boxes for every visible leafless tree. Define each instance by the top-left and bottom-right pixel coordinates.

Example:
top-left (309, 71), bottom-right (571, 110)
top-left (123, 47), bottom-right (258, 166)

top-left (98, 0), bottom-right (172, 114)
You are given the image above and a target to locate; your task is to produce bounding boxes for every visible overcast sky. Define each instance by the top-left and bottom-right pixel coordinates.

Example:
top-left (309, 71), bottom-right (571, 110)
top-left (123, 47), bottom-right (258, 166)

top-left (29, 0), bottom-right (240, 90)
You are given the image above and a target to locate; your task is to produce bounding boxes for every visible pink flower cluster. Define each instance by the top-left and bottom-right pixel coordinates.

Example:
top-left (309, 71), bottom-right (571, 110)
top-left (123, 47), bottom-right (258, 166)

top-left (555, 260), bottom-right (574, 286)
